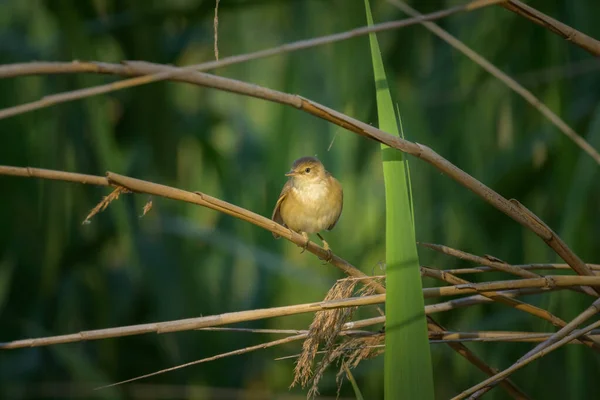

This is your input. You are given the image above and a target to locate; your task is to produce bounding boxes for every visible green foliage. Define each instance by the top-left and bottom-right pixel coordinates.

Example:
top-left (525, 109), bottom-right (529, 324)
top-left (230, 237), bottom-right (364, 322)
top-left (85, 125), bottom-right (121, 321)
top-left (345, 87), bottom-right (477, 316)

top-left (0, 1), bottom-right (599, 399)
top-left (364, 0), bottom-right (434, 398)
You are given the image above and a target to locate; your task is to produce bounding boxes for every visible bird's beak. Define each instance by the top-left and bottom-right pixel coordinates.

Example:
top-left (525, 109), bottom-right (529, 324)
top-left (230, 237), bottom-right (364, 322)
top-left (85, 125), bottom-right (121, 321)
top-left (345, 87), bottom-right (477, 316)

top-left (285, 170), bottom-right (297, 177)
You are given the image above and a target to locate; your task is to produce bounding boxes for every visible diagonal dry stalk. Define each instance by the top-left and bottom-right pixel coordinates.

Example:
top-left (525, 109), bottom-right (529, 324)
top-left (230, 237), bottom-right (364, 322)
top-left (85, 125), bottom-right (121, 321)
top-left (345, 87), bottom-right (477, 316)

top-left (198, 327), bottom-right (600, 343)
top-left (0, 59), bottom-right (594, 285)
top-left (456, 309), bottom-right (600, 399)
top-left (0, 165), bottom-right (378, 286)
top-left (16, 59), bottom-right (600, 289)
top-left (421, 243), bottom-right (597, 296)
top-left (422, 267), bottom-right (600, 350)
top-left (443, 263), bottom-right (600, 275)
top-left (388, 0), bottom-right (600, 170)
top-left (499, 0), bottom-right (600, 56)
top-left (0, 0), bottom-right (502, 122)
top-left (429, 329), bottom-right (600, 344)
top-left (421, 243), bottom-right (540, 279)
top-left (1, 2), bottom-right (596, 169)
top-left (424, 285), bottom-right (559, 314)
top-left (98, 315), bottom-right (387, 390)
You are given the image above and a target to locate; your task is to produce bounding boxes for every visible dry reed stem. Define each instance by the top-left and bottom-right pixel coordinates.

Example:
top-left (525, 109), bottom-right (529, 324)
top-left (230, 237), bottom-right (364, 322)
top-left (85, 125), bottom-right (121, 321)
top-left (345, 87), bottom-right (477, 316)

top-left (430, 330), bottom-right (600, 344)
top-left (1, 1), bottom-right (593, 172)
top-left (0, 0), bottom-right (501, 121)
top-left (424, 287), bottom-right (558, 314)
top-left (0, 294), bottom-right (385, 350)
top-left (456, 317), bottom-right (600, 399)
top-left (97, 333), bottom-right (308, 390)
top-left (213, 0), bottom-right (220, 61)
top-left (388, 0), bottom-right (600, 166)
top-left (444, 263), bottom-right (600, 275)
top-left (115, 62), bottom-right (600, 290)
top-left (277, 328), bottom-right (600, 363)
top-left (0, 59), bottom-right (593, 287)
top-left (422, 267), bottom-right (600, 350)
top-left (422, 275), bottom-right (600, 297)
top-left (499, 0), bottom-right (600, 56)
top-left (2, 270), bottom-right (598, 349)
top-left (421, 243), bottom-right (596, 296)
top-left (108, 172), bottom-right (386, 291)
top-left (421, 243), bottom-right (540, 279)
top-left (0, 165), bottom-right (379, 289)
top-left (99, 315), bottom-right (387, 389)
top-left (423, 316), bottom-right (530, 400)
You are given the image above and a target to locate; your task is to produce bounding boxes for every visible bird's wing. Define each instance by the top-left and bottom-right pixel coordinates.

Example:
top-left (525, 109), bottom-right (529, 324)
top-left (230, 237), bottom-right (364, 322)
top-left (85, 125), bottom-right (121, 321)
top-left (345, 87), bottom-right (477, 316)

top-left (327, 176), bottom-right (343, 231)
top-left (271, 180), bottom-right (292, 238)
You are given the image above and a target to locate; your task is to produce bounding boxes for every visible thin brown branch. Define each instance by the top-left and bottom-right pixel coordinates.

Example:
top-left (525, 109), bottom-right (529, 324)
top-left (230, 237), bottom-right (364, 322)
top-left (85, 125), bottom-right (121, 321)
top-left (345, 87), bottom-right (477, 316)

top-left (444, 263), bottom-right (600, 275)
top-left (0, 0), bottom-right (502, 121)
top-left (97, 334), bottom-right (308, 390)
top-left (424, 317), bottom-right (530, 400)
top-left (500, 0), bottom-right (600, 57)
top-left (425, 287), bottom-right (557, 314)
top-left (0, 165), bottom-right (109, 186)
top-left (456, 316), bottom-right (600, 399)
top-left (278, 328), bottom-right (600, 362)
top-left (4, 275), bottom-right (597, 350)
top-left (421, 243), bottom-right (539, 279)
top-left (421, 243), bottom-right (597, 296)
top-left (388, 0), bottom-right (600, 166)
top-left (422, 267), bottom-right (600, 350)
top-left (107, 171), bottom-right (382, 287)
top-left (430, 330), bottom-right (600, 344)
top-left (213, 0), bottom-right (220, 61)
top-left (98, 315), bottom-right (386, 389)
top-left (423, 275), bottom-right (600, 298)
top-left (0, 165), bottom-right (380, 289)
top-left (0, 294), bottom-right (385, 350)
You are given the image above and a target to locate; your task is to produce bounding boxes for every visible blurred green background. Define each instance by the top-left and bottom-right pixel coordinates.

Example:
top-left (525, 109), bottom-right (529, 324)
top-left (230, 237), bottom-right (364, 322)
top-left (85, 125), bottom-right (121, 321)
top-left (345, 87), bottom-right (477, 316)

top-left (1, 0), bottom-right (600, 399)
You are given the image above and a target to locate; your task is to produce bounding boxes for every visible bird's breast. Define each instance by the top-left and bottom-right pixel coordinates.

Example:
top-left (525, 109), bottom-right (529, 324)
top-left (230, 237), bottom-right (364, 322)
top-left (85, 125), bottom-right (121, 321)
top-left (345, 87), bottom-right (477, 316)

top-left (280, 181), bottom-right (342, 234)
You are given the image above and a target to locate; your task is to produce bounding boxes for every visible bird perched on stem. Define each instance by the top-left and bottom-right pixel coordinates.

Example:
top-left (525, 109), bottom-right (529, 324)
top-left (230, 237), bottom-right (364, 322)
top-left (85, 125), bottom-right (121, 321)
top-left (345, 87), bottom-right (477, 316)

top-left (272, 156), bottom-right (343, 258)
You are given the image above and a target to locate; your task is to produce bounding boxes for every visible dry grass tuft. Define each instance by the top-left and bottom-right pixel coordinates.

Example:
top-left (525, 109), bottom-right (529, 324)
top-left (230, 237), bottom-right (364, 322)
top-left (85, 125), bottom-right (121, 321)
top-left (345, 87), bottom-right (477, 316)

top-left (335, 334), bottom-right (385, 395)
top-left (291, 277), bottom-right (379, 398)
top-left (82, 186), bottom-right (130, 224)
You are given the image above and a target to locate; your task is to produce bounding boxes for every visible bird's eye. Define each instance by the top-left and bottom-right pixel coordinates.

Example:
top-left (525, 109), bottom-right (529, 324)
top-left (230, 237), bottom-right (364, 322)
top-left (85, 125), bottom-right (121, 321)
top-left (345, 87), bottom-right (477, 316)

top-left (305, 167), bottom-right (311, 173)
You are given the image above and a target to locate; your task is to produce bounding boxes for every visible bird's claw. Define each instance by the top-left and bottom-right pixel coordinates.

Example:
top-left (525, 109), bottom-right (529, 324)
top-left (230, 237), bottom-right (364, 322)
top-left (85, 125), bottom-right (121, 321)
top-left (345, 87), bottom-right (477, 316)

top-left (319, 249), bottom-right (333, 263)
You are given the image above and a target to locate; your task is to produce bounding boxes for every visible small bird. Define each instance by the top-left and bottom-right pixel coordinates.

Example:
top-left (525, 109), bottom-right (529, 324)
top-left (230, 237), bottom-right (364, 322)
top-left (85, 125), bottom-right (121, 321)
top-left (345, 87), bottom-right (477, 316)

top-left (271, 156), bottom-right (343, 255)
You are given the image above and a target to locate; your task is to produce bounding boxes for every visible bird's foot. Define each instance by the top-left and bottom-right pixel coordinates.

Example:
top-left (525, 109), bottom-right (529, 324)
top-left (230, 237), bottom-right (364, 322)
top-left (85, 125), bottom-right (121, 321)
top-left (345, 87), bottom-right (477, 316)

top-left (299, 232), bottom-right (310, 253)
top-left (319, 240), bottom-right (333, 263)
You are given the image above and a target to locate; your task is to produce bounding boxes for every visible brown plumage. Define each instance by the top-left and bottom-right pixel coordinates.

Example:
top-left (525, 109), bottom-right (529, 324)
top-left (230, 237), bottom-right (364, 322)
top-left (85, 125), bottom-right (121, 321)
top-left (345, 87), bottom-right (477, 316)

top-left (272, 156), bottom-right (343, 251)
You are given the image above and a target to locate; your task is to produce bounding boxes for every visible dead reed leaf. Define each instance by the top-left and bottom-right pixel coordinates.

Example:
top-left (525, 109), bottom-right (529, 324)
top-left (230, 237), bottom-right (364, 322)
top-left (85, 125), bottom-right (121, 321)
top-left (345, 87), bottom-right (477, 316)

top-left (82, 186), bottom-right (130, 224)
